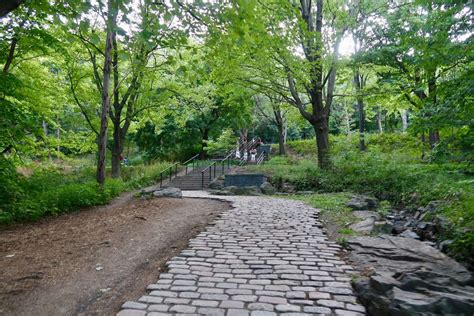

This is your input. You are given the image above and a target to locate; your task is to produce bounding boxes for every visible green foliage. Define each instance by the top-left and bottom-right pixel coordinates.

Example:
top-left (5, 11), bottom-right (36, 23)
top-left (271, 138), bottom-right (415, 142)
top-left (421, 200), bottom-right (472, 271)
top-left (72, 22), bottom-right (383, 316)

top-left (290, 192), bottom-right (356, 228)
top-left (260, 133), bottom-right (474, 261)
top-left (205, 128), bottom-right (238, 157)
top-left (0, 160), bottom-right (172, 224)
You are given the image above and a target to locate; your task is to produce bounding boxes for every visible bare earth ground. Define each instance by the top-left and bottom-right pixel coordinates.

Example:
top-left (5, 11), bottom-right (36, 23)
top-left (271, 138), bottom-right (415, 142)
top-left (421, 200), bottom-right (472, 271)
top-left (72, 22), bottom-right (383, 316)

top-left (0, 193), bottom-right (229, 316)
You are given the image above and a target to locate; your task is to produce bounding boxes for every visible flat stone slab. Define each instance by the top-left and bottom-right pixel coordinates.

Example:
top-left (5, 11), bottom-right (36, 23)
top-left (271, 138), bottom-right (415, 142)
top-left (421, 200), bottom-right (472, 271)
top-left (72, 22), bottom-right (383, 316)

top-left (117, 192), bottom-right (365, 315)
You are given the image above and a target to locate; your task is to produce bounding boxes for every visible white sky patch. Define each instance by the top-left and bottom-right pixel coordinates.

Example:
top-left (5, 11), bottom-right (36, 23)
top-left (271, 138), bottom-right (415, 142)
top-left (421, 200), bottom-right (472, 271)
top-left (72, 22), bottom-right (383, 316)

top-left (339, 33), bottom-right (355, 56)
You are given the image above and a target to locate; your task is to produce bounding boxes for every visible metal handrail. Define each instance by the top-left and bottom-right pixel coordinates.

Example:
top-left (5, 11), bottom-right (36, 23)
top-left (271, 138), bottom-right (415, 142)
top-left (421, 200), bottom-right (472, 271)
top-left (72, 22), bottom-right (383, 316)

top-left (159, 162), bottom-right (180, 187)
top-left (256, 152), bottom-right (266, 165)
top-left (183, 153), bottom-right (200, 175)
top-left (236, 137), bottom-right (258, 165)
top-left (201, 151), bottom-right (236, 189)
top-left (158, 154), bottom-right (202, 188)
top-left (201, 161), bottom-right (217, 188)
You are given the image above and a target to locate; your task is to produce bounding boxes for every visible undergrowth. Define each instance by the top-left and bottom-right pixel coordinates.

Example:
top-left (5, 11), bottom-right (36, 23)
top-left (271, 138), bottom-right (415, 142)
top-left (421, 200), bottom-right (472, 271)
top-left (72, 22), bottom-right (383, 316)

top-left (0, 160), bottom-right (172, 224)
top-left (254, 133), bottom-right (474, 263)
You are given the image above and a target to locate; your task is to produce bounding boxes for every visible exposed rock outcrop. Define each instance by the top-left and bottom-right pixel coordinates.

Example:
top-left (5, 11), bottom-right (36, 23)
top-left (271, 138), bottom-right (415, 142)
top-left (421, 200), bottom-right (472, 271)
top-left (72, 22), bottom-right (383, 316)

top-left (347, 235), bottom-right (474, 315)
top-left (152, 187), bottom-right (182, 198)
top-left (346, 195), bottom-right (378, 210)
top-left (260, 181), bottom-right (276, 195)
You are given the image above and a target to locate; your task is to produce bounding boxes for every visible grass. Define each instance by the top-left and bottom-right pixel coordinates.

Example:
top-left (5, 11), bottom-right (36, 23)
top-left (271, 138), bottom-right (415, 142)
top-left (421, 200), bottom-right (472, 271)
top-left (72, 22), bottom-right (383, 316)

top-left (0, 159), bottom-right (173, 225)
top-left (255, 133), bottom-right (474, 263)
top-left (290, 192), bottom-right (356, 227)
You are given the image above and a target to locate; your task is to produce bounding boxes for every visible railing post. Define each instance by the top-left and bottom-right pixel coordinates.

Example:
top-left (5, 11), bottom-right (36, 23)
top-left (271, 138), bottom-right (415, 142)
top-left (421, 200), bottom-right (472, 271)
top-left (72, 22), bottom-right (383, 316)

top-left (175, 164), bottom-right (178, 177)
top-left (201, 171), bottom-right (204, 188)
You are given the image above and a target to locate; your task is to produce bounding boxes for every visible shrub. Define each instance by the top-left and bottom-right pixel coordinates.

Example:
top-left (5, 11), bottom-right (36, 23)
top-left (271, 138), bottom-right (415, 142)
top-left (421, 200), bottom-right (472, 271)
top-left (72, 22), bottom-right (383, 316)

top-left (259, 133), bottom-right (474, 263)
top-left (0, 160), bottom-right (173, 225)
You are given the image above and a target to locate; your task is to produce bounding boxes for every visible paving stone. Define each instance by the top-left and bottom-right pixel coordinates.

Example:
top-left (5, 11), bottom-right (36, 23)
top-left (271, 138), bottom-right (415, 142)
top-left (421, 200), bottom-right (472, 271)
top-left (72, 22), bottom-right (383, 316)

top-left (163, 298), bottom-right (190, 305)
top-left (116, 195), bottom-right (365, 316)
top-left (319, 287), bottom-right (353, 295)
top-left (275, 304), bottom-right (301, 312)
top-left (258, 296), bottom-right (288, 305)
top-left (137, 296), bottom-right (163, 304)
top-left (220, 300), bottom-right (245, 308)
top-left (116, 310), bottom-right (146, 316)
top-left (285, 291), bottom-right (306, 299)
top-left (250, 312), bottom-right (277, 316)
top-left (197, 307), bottom-right (225, 316)
top-left (169, 305), bottom-right (196, 313)
top-left (191, 300), bottom-right (220, 307)
top-left (248, 303), bottom-right (275, 311)
top-left (334, 310), bottom-right (365, 316)
top-left (317, 299), bottom-right (346, 308)
top-left (346, 303), bottom-right (366, 312)
top-left (121, 302), bottom-right (147, 310)
top-left (228, 309), bottom-right (251, 316)
top-left (303, 306), bottom-right (332, 314)
top-left (232, 295), bottom-right (258, 302)
top-left (147, 304), bottom-right (169, 312)
top-left (200, 293), bottom-right (229, 300)
top-left (308, 291), bottom-right (332, 300)
top-left (179, 292), bottom-right (200, 299)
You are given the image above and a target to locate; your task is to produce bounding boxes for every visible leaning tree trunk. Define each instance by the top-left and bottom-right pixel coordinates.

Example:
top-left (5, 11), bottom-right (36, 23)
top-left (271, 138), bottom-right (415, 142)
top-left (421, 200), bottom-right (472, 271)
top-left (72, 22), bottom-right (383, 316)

top-left (96, 1), bottom-right (117, 186)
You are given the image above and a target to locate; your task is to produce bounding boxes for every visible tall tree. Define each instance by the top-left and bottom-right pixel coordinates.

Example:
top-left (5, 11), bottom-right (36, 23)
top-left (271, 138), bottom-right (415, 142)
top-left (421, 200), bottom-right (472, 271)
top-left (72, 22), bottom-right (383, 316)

top-left (96, 0), bottom-right (117, 185)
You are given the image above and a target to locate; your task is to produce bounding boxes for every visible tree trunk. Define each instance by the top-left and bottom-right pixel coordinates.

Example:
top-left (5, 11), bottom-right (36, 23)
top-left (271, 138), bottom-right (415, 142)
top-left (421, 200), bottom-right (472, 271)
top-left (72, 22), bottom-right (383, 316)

top-left (357, 100), bottom-right (365, 151)
top-left (428, 74), bottom-right (440, 148)
top-left (354, 72), bottom-right (365, 151)
top-left (273, 108), bottom-right (286, 155)
top-left (3, 37), bottom-right (17, 74)
top-left (277, 124), bottom-right (286, 155)
top-left (96, 1), bottom-right (117, 186)
top-left (401, 109), bottom-right (408, 132)
top-left (377, 108), bottom-right (383, 133)
top-left (429, 130), bottom-right (440, 149)
top-left (42, 120), bottom-right (51, 161)
top-left (199, 128), bottom-right (209, 159)
top-left (0, 0), bottom-right (23, 18)
top-left (421, 132), bottom-right (426, 160)
top-left (111, 122), bottom-right (122, 178)
top-left (313, 116), bottom-right (330, 169)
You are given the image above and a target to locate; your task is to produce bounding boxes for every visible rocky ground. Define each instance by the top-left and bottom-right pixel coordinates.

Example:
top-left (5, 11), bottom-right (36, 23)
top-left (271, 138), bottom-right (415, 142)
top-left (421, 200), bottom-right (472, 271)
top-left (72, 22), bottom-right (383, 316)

top-left (341, 194), bottom-right (474, 315)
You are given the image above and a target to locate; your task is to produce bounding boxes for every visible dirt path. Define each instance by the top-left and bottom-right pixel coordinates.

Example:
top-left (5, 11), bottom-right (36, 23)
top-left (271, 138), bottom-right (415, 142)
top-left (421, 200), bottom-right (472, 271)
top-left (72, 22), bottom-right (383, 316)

top-left (0, 194), bottom-right (230, 316)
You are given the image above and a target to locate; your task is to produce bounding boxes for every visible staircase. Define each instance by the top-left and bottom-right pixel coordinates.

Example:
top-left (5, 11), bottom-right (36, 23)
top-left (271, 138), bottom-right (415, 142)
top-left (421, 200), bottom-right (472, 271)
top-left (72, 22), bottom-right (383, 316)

top-left (166, 163), bottom-right (228, 190)
top-left (159, 137), bottom-right (267, 191)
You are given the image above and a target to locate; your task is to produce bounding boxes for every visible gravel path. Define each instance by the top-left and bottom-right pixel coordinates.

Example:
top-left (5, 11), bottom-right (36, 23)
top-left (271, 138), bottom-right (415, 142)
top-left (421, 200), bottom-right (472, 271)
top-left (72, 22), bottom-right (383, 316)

top-left (117, 192), bottom-right (366, 316)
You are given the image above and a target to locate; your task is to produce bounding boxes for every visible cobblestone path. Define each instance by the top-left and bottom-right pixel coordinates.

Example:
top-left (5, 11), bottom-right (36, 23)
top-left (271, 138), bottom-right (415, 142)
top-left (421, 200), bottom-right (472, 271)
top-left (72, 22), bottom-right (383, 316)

top-left (117, 192), bottom-right (365, 316)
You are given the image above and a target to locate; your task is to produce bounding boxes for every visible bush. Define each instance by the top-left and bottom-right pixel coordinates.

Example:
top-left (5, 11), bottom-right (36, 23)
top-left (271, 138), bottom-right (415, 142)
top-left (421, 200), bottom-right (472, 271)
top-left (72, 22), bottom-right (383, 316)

top-left (258, 133), bottom-right (474, 262)
top-left (0, 160), bottom-right (173, 225)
